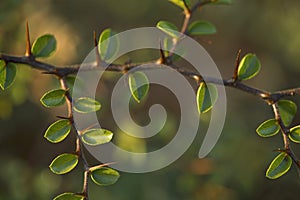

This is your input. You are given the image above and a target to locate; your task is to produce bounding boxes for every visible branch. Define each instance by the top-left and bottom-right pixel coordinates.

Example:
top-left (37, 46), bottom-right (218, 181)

top-left (60, 77), bottom-right (90, 199)
top-left (1, 52), bottom-right (299, 104)
top-left (272, 103), bottom-right (300, 168)
top-left (1, 0), bottom-right (300, 192)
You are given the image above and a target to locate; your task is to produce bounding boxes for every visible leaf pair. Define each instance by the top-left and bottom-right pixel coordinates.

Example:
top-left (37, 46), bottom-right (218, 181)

top-left (49, 153), bottom-right (119, 183)
top-left (128, 72), bottom-right (219, 115)
top-left (44, 119), bottom-right (113, 146)
top-left (168, 0), bottom-right (232, 11)
top-left (157, 20), bottom-right (216, 39)
top-left (53, 167), bottom-right (119, 199)
top-left (256, 99), bottom-right (297, 179)
top-left (40, 89), bottom-right (101, 113)
top-left (256, 100), bottom-right (297, 137)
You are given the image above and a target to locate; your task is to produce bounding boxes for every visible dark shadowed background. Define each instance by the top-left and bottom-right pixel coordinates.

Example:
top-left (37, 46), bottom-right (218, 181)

top-left (1, 0), bottom-right (300, 199)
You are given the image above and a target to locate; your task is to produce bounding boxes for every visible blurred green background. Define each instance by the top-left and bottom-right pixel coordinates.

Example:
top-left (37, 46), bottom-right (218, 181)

top-left (1, 0), bottom-right (300, 199)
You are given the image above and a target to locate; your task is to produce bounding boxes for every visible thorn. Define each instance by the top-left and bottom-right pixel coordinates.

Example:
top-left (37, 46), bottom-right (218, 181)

top-left (25, 21), bottom-right (32, 57)
top-left (233, 49), bottom-right (242, 81)
top-left (93, 31), bottom-right (101, 66)
top-left (157, 41), bottom-right (167, 64)
top-left (93, 31), bottom-right (98, 47)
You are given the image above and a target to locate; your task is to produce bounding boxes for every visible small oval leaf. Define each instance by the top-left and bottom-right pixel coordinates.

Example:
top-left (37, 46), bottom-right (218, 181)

top-left (91, 167), bottom-right (120, 186)
top-left (32, 34), bottom-right (57, 58)
top-left (44, 119), bottom-right (71, 143)
top-left (128, 72), bottom-right (149, 103)
top-left (98, 29), bottom-right (119, 61)
top-left (289, 125), bottom-right (300, 143)
top-left (237, 53), bottom-right (261, 80)
top-left (0, 61), bottom-right (17, 90)
top-left (40, 89), bottom-right (66, 107)
top-left (256, 119), bottom-right (280, 137)
top-left (278, 100), bottom-right (297, 127)
top-left (163, 37), bottom-right (172, 57)
top-left (266, 152), bottom-right (292, 179)
top-left (82, 129), bottom-right (113, 146)
top-left (157, 21), bottom-right (181, 38)
top-left (188, 21), bottom-right (216, 35)
top-left (65, 75), bottom-right (76, 96)
top-left (73, 97), bottom-right (101, 113)
top-left (163, 37), bottom-right (184, 61)
top-left (197, 82), bottom-right (218, 114)
top-left (65, 75), bottom-right (84, 96)
top-left (53, 193), bottom-right (84, 200)
top-left (49, 153), bottom-right (78, 175)
top-left (168, 0), bottom-right (191, 10)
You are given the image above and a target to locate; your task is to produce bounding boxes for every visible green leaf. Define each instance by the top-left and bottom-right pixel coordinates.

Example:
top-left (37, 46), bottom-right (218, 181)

top-left (73, 97), bottom-right (101, 113)
top-left (65, 76), bottom-right (76, 96)
top-left (98, 29), bottom-right (119, 61)
top-left (128, 72), bottom-right (149, 103)
top-left (157, 21), bottom-right (181, 38)
top-left (65, 75), bottom-right (84, 96)
top-left (49, 153), bottom-right (78, 175)
top-left (53, 193), bottom-right (84, 200)
top-left (256, 119), bottom-right (280, 137)
top-left (44, 119), bottom-right (71, 143)
top-left (168, 0), bottom-right (191, 10)
top-left (237, 53), bottom-right (261, 80)
top-left (163, 37), bottom-right (172, 57)
top-left (91, 167), bottom-right (120, 186)
top-left (197, 82), bottom-right (218, 113)
top-left (289, 125), bottom-right (300, 143)
top-left (40, 89), bottom-right (66, 107)
top-left (266, 152), bottom-right (292, 179)
top-left (31, 34), bottom-right (57, 58)
top-left (0, 61), bottom-right (17, 90)
top-left (81, 128), bottom-right (113, 146)
top-left (207, 0), bottom-right (232, 5)
top-left (278, 100), bottom-right (297, 127)
top-left (163, 37), bottom-right (184, 61)
top-left (188, 21), bottom-right (217, 35)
